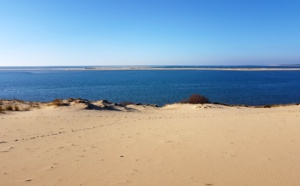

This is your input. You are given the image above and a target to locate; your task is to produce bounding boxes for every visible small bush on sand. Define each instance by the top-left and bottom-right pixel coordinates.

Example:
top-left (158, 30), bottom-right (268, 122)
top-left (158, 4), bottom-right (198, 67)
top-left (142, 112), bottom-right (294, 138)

top-left (181, 94), bottom-right (209, 104)
top-left (120, 101), bottom-right (135, 107)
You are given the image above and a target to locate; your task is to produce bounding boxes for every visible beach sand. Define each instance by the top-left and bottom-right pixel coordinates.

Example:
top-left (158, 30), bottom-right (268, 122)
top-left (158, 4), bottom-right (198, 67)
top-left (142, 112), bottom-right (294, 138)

top-left (1, 102), bottom-right (300, 186)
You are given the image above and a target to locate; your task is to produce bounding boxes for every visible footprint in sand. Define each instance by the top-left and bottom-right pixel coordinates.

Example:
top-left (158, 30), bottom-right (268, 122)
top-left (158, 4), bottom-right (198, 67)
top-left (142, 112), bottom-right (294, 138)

top-left (0, 146), bottom-right (14, 153)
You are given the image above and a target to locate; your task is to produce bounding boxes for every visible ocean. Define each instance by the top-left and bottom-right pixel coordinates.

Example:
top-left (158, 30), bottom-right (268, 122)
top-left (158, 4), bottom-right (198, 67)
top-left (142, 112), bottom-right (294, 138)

top-left (1, 67), bottom-right (300, 106)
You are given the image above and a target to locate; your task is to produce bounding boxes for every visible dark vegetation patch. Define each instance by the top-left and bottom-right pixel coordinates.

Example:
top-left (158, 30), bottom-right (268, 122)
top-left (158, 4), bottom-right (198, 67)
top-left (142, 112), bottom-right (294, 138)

top-left (181, 94), bottom-right (210, 104)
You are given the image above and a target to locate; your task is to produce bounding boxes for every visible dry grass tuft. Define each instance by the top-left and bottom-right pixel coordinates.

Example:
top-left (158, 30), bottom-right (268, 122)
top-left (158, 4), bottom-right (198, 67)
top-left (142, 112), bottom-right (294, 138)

top-left (0, 106), bottom-right (4, 113)
top-left (48, 99), bottom-right (69, 107)
top-left (14, 105), bottom-right (21, 111)
top-left (6, 105), bottom-right (14, 111)
top-left (0, 105), bottom-right (23, 112)
top-left (67, 98), bottom-right (75, 102)
top-left (29, 102), bottom-right (40, 108)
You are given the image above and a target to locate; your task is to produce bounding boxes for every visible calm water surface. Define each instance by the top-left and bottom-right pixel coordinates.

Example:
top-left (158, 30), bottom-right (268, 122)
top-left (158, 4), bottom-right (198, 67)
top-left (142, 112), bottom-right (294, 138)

top-left (1, 70), bottom-right (300, 106)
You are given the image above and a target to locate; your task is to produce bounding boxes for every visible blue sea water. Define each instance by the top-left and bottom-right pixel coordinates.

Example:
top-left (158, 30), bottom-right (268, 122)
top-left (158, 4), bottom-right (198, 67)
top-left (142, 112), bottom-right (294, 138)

top-left (1, 68), bottom-right (300, 106)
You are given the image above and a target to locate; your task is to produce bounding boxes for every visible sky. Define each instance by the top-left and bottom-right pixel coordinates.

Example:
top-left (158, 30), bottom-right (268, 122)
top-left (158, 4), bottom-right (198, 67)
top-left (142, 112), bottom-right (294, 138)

top-left (0, 0), bottom-right (300, 66)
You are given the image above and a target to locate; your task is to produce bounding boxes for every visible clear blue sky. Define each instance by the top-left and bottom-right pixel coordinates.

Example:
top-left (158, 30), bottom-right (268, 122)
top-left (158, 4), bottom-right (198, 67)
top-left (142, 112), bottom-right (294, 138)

top-left (0, 0), bottom-right (299, 66)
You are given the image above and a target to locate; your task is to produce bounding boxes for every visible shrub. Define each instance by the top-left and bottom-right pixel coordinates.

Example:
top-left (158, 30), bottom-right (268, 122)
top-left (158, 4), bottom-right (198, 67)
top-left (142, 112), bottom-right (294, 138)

top-left (181, 94), bottom-right (209, 104)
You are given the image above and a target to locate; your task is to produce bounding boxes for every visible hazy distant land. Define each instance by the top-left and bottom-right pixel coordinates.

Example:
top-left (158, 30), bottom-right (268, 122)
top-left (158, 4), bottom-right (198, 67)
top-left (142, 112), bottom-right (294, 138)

top-left (1, 65), bottom-right (300, 71)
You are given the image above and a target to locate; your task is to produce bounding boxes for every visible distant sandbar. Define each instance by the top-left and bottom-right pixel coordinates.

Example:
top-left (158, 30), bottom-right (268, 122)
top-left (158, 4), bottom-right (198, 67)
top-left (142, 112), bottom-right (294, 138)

top-left (1, 67), bottom-right (300, 71)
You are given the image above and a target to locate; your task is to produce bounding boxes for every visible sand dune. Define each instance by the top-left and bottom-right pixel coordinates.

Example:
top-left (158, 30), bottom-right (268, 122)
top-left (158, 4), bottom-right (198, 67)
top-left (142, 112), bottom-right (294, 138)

top-left (1, 102), bottom-right (300, 186)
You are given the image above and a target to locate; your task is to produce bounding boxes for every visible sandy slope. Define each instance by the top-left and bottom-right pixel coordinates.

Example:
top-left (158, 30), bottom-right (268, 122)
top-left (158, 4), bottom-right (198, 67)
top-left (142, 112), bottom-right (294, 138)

top-left (0, 104), bottom-right (300, 186)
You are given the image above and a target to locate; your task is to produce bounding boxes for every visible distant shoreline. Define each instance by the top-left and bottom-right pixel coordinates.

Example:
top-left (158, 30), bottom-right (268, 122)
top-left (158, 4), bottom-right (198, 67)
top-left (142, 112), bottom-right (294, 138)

top-left (1, 67), bottom-right (300, 71)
